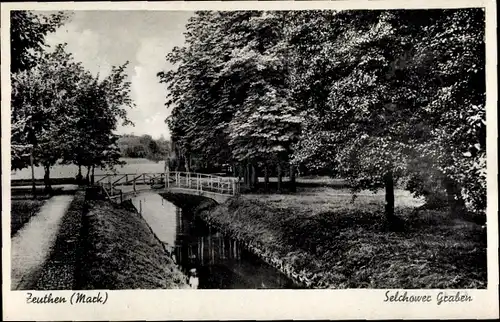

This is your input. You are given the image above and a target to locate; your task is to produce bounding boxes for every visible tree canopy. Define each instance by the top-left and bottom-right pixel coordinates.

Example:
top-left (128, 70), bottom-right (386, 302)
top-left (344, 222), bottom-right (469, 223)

top-left (10, 10), bottom-right (70, 73)
top-left (11, 11), bottom-right (135, 191)
top-left (159, 9), bottom-right (486, 218)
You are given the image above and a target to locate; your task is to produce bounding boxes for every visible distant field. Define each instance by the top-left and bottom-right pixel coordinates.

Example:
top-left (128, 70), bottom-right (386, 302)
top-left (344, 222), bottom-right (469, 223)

top-left (11, 158), bottom-right (166, 180)
top-left (257, 176), bottom-right (345, 184)
top-left (117, 158), bottom-right (160, 164)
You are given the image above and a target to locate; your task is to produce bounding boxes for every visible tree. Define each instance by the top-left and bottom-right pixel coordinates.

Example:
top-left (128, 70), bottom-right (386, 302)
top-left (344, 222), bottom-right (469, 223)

top-left (12, 42), bottom-right (135, 190)
top-left (10, 10), bottom-right (70, 194)
top-left (404, 9), bottom-right (486, 217)
top-left (62, 63), bottom-right (134, 184)
top-left (159, 12), bottom-right (253, 171)
top-left (160, 9), bottom-right (485, 218)
top-left (289, 9), bottom-right (486, 221)
top-left (118, 134), bottom-right (170, 161)
top-left (10, 10), bottom-right (70, 73)
top-left (11, 44), bottom-right (85, 192)
top-left (159, 11), bottom-right (302, 191)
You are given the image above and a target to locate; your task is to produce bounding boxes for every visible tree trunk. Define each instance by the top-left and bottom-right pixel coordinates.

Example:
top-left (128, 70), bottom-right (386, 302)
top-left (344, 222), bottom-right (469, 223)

top-left (384, 171), bottom-right (395, 221)
top-left (251, 163), bottom-right (257, 191)
top-left (264, 164), bottom-right (269, 192)
top-left (239, 163), bottom-right (244, 182)
top-left (444, 177), bottom-right (466, 218)
top-left (43, 164), bottom-right (52, 193)
top-left (76, 165), bottom-right (82, 185)
top-left (91, 165), bottom-right (95, 185)
top-left (277, 163), bottom-right (282, 193)
top-left (175, 157), bottom-right (180, 171)
top-left (248, 164), bottom-right (253, 189)
top-left (245, 163), bottom-right (250, 186)
top-left (30, 149), bottom-right (36, 198)
top-left (185, 154), bottom-right (191, 173)
top-left (86, 166), bottom-right (91, 184)
top-left (289, 164), bottom-right (296, 193)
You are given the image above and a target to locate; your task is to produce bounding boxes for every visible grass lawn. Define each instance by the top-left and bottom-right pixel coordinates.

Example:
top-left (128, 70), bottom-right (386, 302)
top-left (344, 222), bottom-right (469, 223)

top-left (76, 200), bottom-right (188, 289)
top-left (10, 197), bottom-right (50, 237)
top-left (200, 186), bottom-right (486, 289)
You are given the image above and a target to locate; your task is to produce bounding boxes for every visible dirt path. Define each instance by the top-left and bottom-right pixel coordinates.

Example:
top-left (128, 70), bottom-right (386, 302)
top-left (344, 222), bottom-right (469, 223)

top-left (11, 195), bottom-right (74, 290)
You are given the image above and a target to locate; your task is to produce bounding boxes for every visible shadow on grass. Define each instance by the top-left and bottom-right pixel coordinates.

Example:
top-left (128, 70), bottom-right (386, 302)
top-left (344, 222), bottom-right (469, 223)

top-left (11, 187), bottom-right (73, 198)
top-left (11, 177), bottom-right (77, 187)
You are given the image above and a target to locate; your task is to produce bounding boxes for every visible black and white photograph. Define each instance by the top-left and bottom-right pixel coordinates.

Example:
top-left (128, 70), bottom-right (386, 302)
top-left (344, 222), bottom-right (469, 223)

top-left (2, 1), bottom-right (498, 320)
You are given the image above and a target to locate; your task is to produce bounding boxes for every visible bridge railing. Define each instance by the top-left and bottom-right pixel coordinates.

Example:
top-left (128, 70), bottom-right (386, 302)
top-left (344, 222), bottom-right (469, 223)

top-left (95, 173), bottom-right (166, 186)
top-left (95, 171), bottom-right (240, 203)
top-left (167, 171), bottom-right (240, 196)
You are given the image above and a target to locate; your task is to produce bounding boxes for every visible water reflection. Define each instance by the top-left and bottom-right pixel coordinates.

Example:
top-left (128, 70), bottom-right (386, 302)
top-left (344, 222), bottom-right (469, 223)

top-left (131, 192), bottom-right (298, 289)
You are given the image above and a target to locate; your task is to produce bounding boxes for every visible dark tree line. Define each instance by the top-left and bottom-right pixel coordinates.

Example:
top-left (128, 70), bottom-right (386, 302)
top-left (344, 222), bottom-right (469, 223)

top-left (117, 134), bottom-right (170, 162)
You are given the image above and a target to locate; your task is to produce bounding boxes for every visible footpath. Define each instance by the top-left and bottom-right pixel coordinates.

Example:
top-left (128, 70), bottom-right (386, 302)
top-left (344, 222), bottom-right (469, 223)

top-left (11, 195), bottom-right (74, 290)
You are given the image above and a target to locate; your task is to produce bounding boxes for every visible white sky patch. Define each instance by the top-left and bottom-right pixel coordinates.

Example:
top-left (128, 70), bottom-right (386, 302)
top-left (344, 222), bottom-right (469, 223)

top-left (116, 37), bottom-right (174, 140)
top-left (45, 23), bottom-right (112, 79)
top-left (42, 11), bottom-right (192, 140)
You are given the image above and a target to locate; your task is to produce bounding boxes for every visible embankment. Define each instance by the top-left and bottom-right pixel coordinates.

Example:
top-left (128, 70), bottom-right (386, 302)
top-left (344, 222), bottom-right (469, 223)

top-left (160, 192), bottom-right (308, 287)
top-left (75, 199), bottom-right (188, 289)
top-left (160, 192), bottom-right (487, 289)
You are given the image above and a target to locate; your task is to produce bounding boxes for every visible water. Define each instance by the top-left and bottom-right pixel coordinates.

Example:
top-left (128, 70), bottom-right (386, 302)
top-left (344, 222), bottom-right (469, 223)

top-left (130, 192), bottom-right (298, 289)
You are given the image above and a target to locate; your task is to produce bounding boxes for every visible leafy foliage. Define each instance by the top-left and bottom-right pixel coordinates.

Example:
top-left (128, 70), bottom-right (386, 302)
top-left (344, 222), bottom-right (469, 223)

top-left (10, 10), bottom-right (70, 73)
top-left (287, 9), bottom-right (486, 215)
top-left (159, 9), bottom-right (484, 216)
top-left (61, 62), bottom-right (134, 173)
top-left (11, 44), bottom-right (85, 173)
top-left (159, 11), bottom-right (302, 170)
top-left (11, 12), bottom-right (135, 189)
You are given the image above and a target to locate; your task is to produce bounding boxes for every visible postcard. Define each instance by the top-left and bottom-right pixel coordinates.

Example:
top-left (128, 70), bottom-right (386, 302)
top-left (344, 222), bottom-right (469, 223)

top-left (2, 0), bottom-right (498, 320)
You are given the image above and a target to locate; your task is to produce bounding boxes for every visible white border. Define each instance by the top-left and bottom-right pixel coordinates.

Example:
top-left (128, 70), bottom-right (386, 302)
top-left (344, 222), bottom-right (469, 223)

top-left (2, 1), bottom-right (498, 320)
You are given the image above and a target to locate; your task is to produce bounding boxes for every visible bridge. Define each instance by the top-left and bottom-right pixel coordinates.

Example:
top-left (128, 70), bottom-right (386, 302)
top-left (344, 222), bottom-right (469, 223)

top-left (94, 171), bottom-right (240, 204)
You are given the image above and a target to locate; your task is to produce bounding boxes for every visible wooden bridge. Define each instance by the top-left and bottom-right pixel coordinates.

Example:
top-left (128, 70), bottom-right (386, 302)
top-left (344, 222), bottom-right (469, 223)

top-left (94, 171), bottom-right (240, 204)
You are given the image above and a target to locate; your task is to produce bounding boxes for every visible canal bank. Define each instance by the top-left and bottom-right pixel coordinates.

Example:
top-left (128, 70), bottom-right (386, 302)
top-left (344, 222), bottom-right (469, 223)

top-left (159, 192), bottom-right (310, 288)
top-left (133, 192), bottom-right (299, 289)
top-left (76, 199), bottom-right (189, 289)
top-left (160, 190), bottom-right (487, 289)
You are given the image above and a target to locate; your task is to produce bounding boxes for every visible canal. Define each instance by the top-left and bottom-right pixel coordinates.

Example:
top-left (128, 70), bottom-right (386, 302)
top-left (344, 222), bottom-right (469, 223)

top-left (130, 192), bottom-right (299, 289)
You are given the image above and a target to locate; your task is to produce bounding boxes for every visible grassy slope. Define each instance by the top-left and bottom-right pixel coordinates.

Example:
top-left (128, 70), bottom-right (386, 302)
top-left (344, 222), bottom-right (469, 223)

top-left (10, 198), bottom-right (48, 237)
top-left (76, 200), bottom-right (188, 289)
top-left (200, 187), bottom-right (486, 289)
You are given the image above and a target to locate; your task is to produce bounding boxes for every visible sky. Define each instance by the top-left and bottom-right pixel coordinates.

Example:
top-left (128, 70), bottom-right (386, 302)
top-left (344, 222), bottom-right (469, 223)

top-left (44, 10), bottom-right (194, 140)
